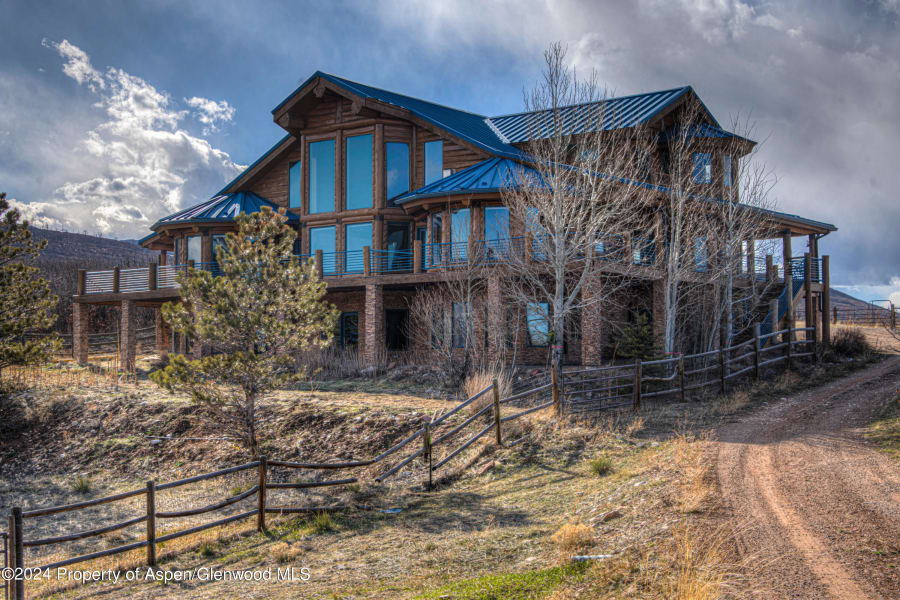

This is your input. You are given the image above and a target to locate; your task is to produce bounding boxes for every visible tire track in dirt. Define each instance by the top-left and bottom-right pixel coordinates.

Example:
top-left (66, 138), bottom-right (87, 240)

top-left (717, 356), bottom-right (900, 599)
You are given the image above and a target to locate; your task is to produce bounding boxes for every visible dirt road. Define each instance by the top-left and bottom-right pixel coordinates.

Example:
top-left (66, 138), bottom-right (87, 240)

top-left (717, 357), bottom-right (900, 599)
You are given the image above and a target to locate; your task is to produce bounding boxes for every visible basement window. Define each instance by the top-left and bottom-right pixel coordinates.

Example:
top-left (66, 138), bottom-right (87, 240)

top-left (339, 312), bottom-right (358, 349)
top-left (526, 302), bottom-right (550, 347)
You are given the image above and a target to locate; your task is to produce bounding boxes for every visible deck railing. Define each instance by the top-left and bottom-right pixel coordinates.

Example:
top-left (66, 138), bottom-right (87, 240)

top-left (78, 236), bottom-right (810, 296)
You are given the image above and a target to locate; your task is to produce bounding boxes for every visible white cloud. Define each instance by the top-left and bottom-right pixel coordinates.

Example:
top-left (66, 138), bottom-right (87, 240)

top-left (185, 97), bottom-right (236, 134)
top-left (19, 40), bottom-right (244, 237)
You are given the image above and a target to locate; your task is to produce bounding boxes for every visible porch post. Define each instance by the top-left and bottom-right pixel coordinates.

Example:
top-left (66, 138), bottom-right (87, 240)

top-left (363, 284), bottom-right (384, 367)
top-left (822, 255), bottom-right (831, 346)
top-left (120, 299), bottom-right (136, 371)
top-left (73, 302), bottom-right (89, 365)
top-left (782, 233), bottom-right (793, 341)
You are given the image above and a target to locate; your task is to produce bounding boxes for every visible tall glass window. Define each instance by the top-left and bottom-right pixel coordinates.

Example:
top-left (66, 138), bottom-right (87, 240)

top-left (310, 226), bottom-right (336, 274)
top-left (339, 312), bottom-right (358, 349)
top-left (386, 142), bottom-right (410, 201)
top-left (187, 235), bottom-right (202, 263)
top-left (344, 222), bottom-right (372, 274)
top-left (430, 212), bottom-right (443, 266)
top-left (424, 140), bottom-right (443, 185)
top-left (451, 207), bottom-right (469, 260)
top-left (526, 302), bottom-right (550, 347)
top-left (385, 222), bottom-right (410, 271)
top-left (289, 161), bottom-right (302, 209)
top-left (211, 234), bottom-right (227, 263)
top-left (723, 155), bottom-right (732, 187)
top-left (345, 134), bottom-right (373, 210)
top-left (692, 152), bottom-right (712, 184)
top-left (484, 206), bottom-right (510, 259)
top-left (308, 140), bottom-right (335, 213)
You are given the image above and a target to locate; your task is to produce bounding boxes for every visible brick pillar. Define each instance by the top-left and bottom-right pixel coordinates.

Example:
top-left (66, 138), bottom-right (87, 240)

top-left (120, 299), bottom-right (136, 371)
top-left (363, 284), bottom-right (384, 366)
top-left (154, 308), bottom-right (169, 358)
top-left (580, 278), bottom-right (603, 366)
top-left (73, 302), bottom-right (89, 365)
top-left (487, 276), bottom-right (502, 353)
top-left (651, 279), bottom-right (666, 350)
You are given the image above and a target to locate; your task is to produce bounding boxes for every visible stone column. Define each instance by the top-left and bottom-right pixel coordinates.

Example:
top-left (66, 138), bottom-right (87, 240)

top-left (486, 276), bottom-right (503, 353)
top-left (120, 299), bottom-right (136, 371)
top-left (580, 278), bottom-right (603, 366)
top-left (363, 284), bottom-right (384, 366)
top-left (154, 308), bottom-right (169, 358)
top-left (73, 302), bottom-right (89, 365)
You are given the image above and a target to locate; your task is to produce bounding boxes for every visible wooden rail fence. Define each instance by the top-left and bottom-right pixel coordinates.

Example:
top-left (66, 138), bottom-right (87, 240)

top-left (3, 323), bottom-right (821, 599)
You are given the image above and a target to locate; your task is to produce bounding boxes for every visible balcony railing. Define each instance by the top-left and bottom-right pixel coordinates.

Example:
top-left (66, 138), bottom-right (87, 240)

top-left (79, 235), bottom-right (805, 296)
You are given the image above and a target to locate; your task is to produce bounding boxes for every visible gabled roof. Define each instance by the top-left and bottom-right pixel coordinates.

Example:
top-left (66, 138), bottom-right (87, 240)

top-left (148, 191), bottom-right (299, 232)
top-left (395, 158), bottom-right (545, 204)
top-left (275, 71), bottom-right (527, 160)
top-left (487, 87), bottom-right (697, 143)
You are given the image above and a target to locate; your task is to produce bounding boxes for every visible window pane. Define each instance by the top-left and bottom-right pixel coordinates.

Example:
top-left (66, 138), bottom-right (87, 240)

top-left (386, 142), bottom-right (410, 200)
top-left (451, 208), bottom-right (469, 259)
top-left (211, 234), bottom-right (227, 264)
top-left (526, 302), bottom-right (550, 347)
top-left (289, 161), bottom-right (302, 209)
top-left (692, 152), bottom-right (712, 184)
top-left (723, 155), bottom-right (732, 187)
top-left (430, 212), bottom-right (443, 266)
top-left (344, 222), bottom-right (372, 273)
top-left (452, 302), bottom-right (471, 348)
top-left (309, 140), bottom-right (335, 213)
top-left (174, 238), bottom-right (181, 264)
top-left (187, 235), bottom-right (201, 263)
top-left (346, 134), bottom-right (373, 210)
top-left (386, 309), bottom-right (409, 350)
top-left (385, 222), bottom-right (410, 271)
top-left (310, 226), bottom-right (335, 273)
top-left (424, 140), bottom-right (443, 185)
top-left (484, 207), bottom-right (510, 240)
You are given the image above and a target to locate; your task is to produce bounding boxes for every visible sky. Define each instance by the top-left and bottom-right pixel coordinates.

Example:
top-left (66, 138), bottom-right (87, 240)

top-left (1, 0), bottom-right (898, 303)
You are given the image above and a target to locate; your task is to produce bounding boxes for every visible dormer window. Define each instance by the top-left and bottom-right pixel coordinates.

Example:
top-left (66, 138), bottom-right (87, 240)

top-left (692, 152), bottom-right (712, 184)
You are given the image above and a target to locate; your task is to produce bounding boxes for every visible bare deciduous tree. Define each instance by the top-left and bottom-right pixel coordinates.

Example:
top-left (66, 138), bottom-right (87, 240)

top-left (500, 43), bottom-right (656, 369)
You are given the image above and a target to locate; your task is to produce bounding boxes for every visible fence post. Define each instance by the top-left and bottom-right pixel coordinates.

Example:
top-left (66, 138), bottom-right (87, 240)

top-left (769, 299), bottom-right (778, 346)
top-left (811, 318), bottom-right (819, 363)
top-left (12, 508), bottom-right (23, 600)
top-left (7, 514), bottom-right (15, 600)
top-left (753, 324), bottom-right (761, 383)
top-left (678, 355), bottom-right (685, 402)
top-left (551, 368), bottom-right (560, 416)
top-left (146, 481), bottom-right (156, 566)
top-left (423, 422), bottom-right (432, 490)
top-left (492, 378), bottom-right (502, 446)
top-left (632, 358), bottom-right (642, 411)
top-left (112, 266), bottom-right (120, 294)
top-left (892, 303), bottom-right (896, 330)
top-left (833, 306), bottom-right (838, 324)
top-left (363, 246), bottom-right (371, 276)
top-left (718, 348), bottom-right (726, 394)
top-left (822, 255), bottom-right (831, 346)
top-left (257, 456), bottom-right (267, 532)
top-left (786, 325), bottom-right (793, 370)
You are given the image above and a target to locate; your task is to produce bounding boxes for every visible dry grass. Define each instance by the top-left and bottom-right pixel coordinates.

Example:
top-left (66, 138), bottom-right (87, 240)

top-left (672, 433), bottom-right (714, 514)
top-left (551, 522), bottom-right (595, 560)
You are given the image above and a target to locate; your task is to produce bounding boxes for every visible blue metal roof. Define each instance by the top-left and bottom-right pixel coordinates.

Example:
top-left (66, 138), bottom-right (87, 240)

top-left (276, 72), bottom-right (527, 160)
top-left (395, 158), bottom-right (546, 204)
top-left (150, 191), bottom-right (299, 230)
top-left (487, 87), bottom-right (695, 143)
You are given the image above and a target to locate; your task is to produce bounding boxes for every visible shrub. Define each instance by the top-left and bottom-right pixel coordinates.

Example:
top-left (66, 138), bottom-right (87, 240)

top-left (198, 541), bottom-right (216, 558)
top-left (551, 521), bottom-right (594, 558)
top-left (271, 542), bottom-right (301, 563)
top-left (588, 456), bottom-right (614, 476)
top-left (72, 475), bottom-right (92, 494)
top-left (614, 314), bottom-right (659, 360)
top-left (830, 327), bottom-right (872, 358)
top-left (309, 511), bottom-right (338, 534)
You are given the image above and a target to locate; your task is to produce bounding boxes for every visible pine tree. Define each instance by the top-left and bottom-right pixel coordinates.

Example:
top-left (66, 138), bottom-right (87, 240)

top-left (0, 193), bottom-right (60, 377)
top-left (615, 314), bottom-right (659, 361)
top-left (150, 207), bottom-right (338, 455)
